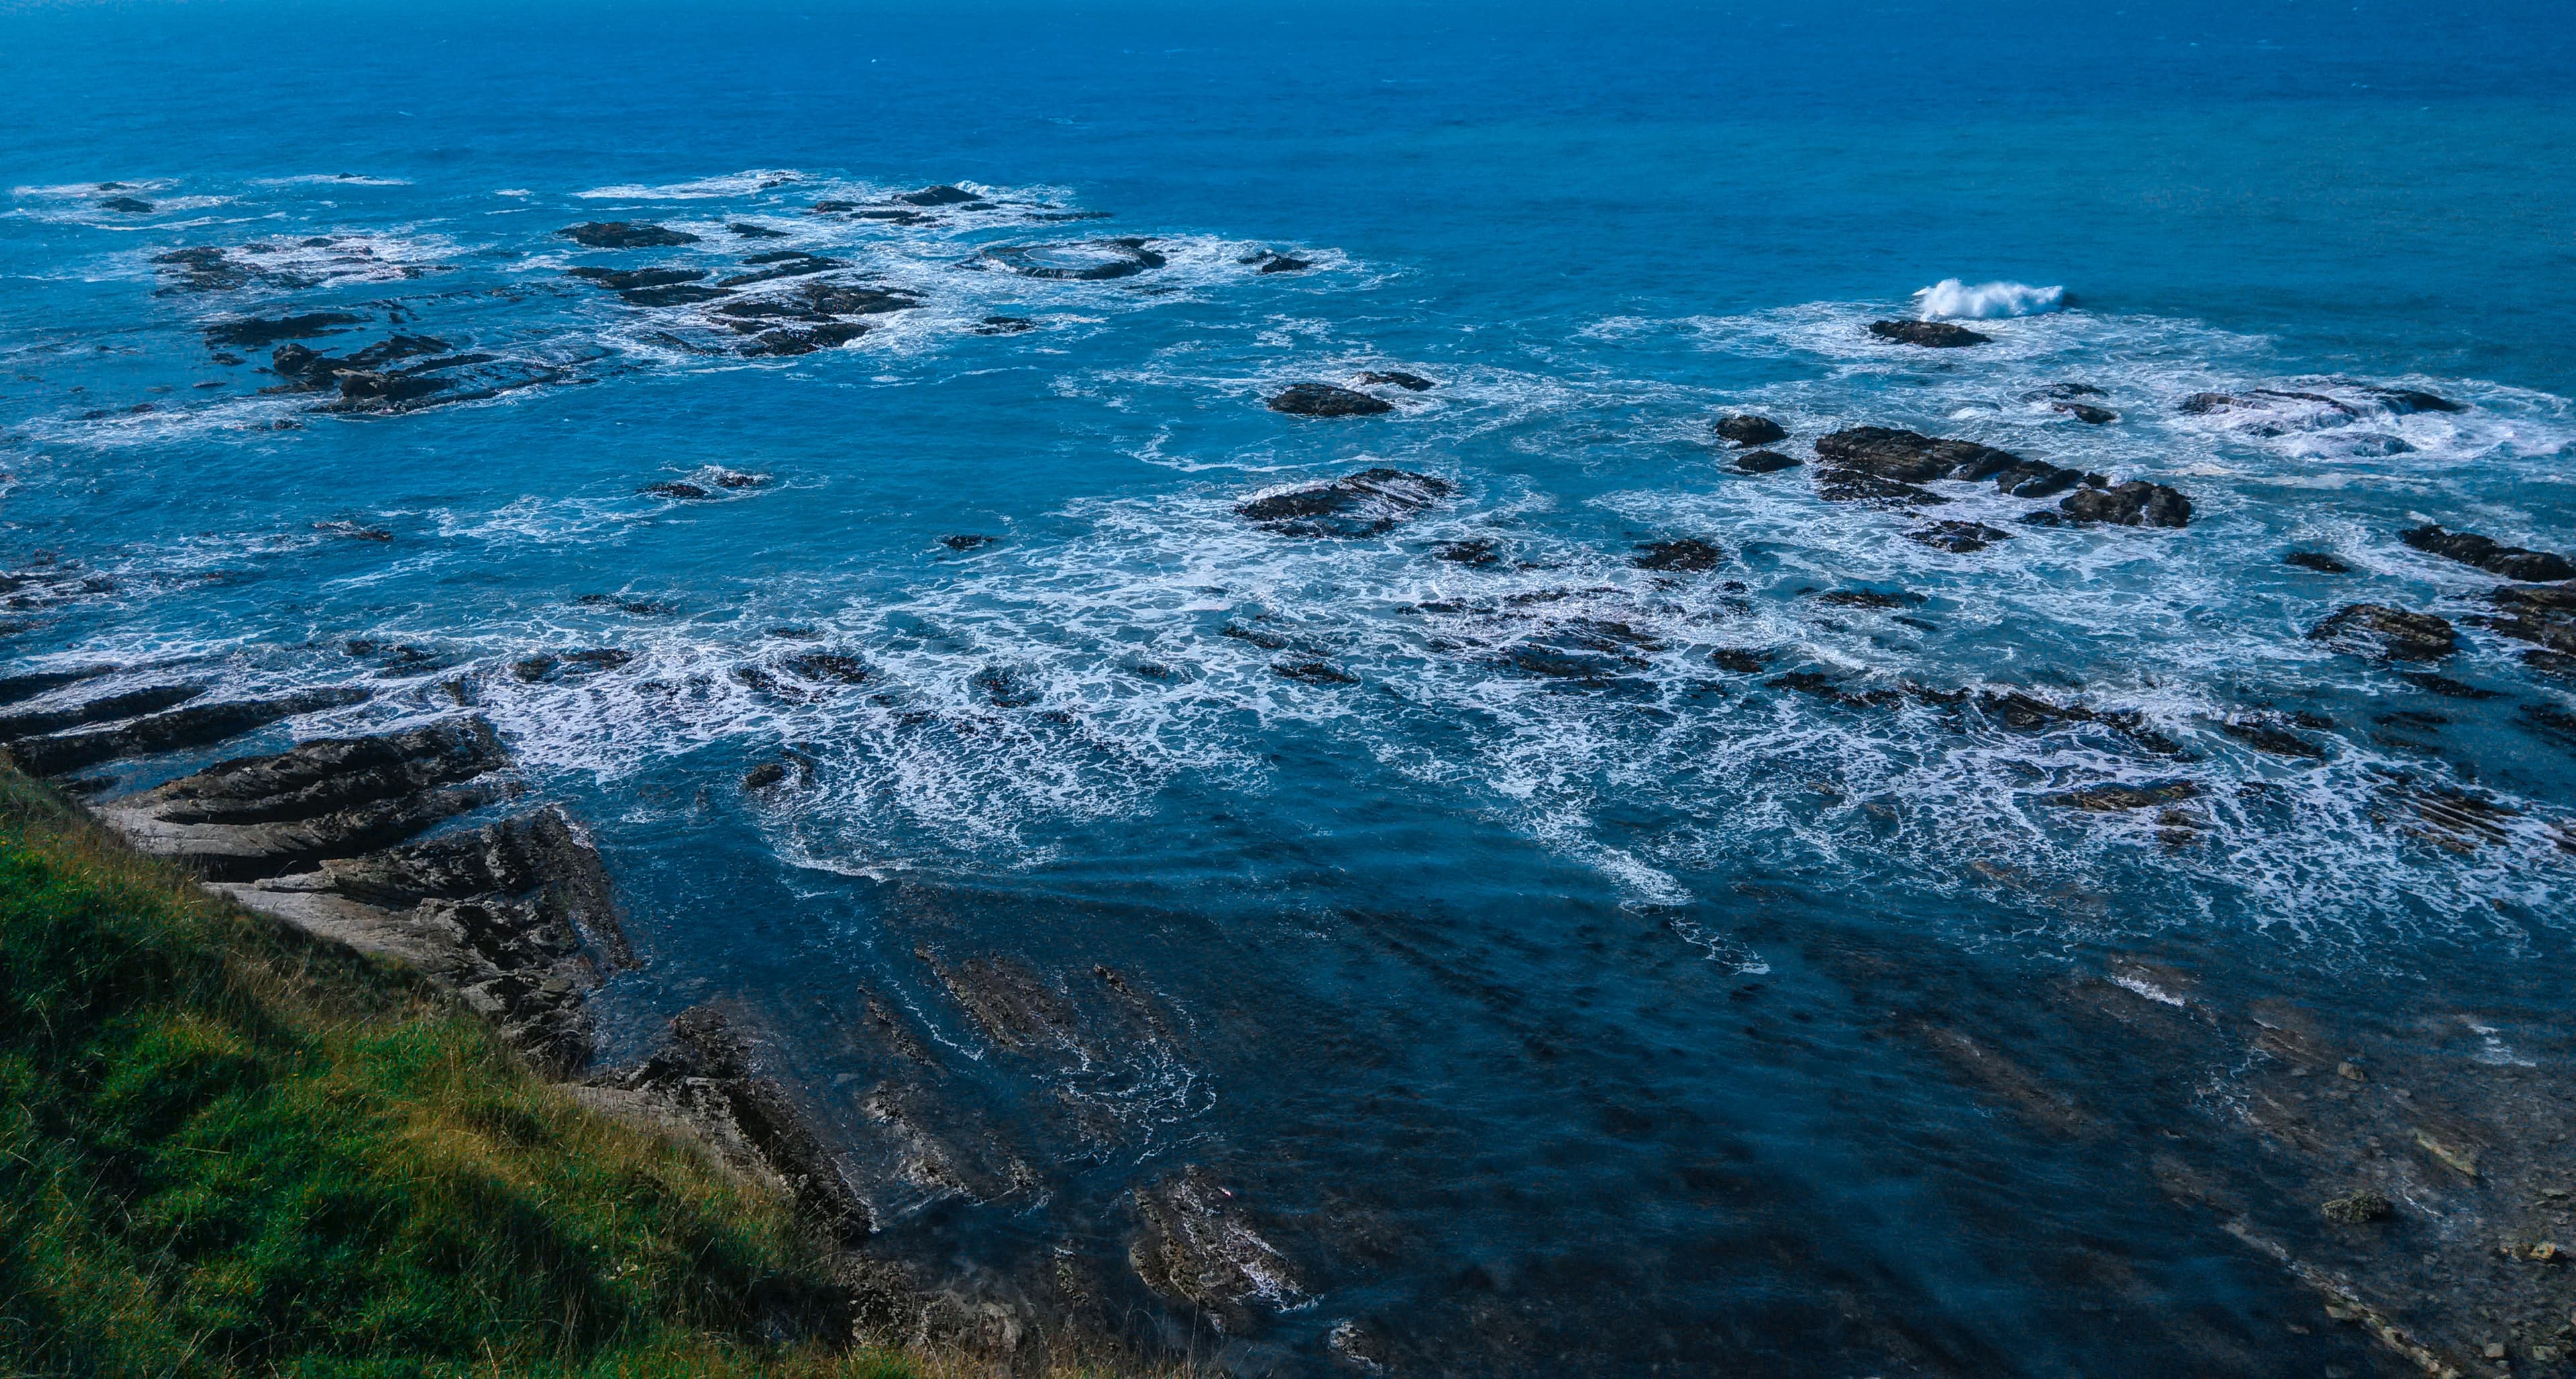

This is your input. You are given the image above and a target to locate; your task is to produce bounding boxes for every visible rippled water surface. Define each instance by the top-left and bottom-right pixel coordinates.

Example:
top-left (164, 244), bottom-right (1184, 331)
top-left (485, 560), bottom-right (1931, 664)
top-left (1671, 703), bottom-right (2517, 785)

top-left (7, 1), bottom-right (2576, 1372)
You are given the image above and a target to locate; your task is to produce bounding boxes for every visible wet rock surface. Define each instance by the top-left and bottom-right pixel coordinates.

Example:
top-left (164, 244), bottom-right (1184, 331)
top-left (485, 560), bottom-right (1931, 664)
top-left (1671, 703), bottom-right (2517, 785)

top-left (981, 238), bottom-right (1165, 280)
top-left (1267, 382), bottom-right (1395, 417)
top-left (2312, 604), bottom-right (2461, 661)
top-left (555, 221), bottom-right (699, 248)
top-left (2055, 479), bottom-right (2194, 527)
top-left (8, 686), bottom-right (372, 776)
top-left (1735, 449), bottom-right (1799, 474)
top-left (1713, 413), bottom-right (1788, 446)
top-left (2487, 584), bottom-right (2576, 655)
top-left (1238, 468), bottom-right (1454, 537)
top-left (1868, 319), bottom-right (1992, 347)
top-left (2402, 525), bottom-right (2576, 583)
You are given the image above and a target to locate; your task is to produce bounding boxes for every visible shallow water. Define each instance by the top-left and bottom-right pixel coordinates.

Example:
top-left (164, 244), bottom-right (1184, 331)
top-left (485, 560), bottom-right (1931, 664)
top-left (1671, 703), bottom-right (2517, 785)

top-left (6, 1), bottom-right (2575, 1372)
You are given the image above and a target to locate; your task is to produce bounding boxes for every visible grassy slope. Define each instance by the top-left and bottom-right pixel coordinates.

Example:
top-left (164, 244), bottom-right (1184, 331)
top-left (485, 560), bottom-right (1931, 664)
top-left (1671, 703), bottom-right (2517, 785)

top-left (0, 766), bottom-right (916, 1379)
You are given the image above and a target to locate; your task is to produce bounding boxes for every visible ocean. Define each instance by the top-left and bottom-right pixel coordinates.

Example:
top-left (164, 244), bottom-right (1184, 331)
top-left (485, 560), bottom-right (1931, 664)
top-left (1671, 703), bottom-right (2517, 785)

top-left (7, 1), bottom-right (2575, 1372)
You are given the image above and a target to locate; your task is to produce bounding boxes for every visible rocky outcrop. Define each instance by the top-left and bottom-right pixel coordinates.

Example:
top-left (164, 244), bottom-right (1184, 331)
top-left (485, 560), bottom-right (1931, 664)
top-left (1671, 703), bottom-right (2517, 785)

top-left (2485, 583), bottom-right (2576, 654)
top-left (2043, 780), bottom-right (2201, 811)
top-left (1713, 414), bottom-right (1787, 446)
top-left (217, 808), bottom-right (635, 1075)
top-left (1907, 520), bottom-right (2013, 553)
top-left (1357, 370), bottom-right (1434, 391)
top-left (2053, 480), bottom-right (2193, 528)
top-left (2400, 525), bottom-right (2575, 582)
top-left (9, 686), bottom-right (372, 777)
top-left (1129, 1167), bottom-right (1304, 1333)
top-left (1632, 539), bottom-right (1725, 572)
top-left (0, 684), bottom-right (204, 742)
top-left (1266, 382), bottom-right (1393, 417)
top-left (2055, 403), bottom-right (2116, 424)
top-left (898, 185), bottom-right (978, 207)
top-left (1243, 250), bottom-right (1312, 274)
top-left (2284, 551), bottom-right (2354, 574)
top-left (2310, 605), bottom-right (2458, 661)
top-left (1238, 468), bottom-right (1454, 537)
top-left (1735, 449), bottom-right (1799, 474)
top-left (555, 221), bottom-right (699, 248)
top-left (1811, 427), bottom-right (2022, 505)
top-left (1868, 319), bottom-right (1990, 347)
top-left (98, 717), bottom-right (516, 881)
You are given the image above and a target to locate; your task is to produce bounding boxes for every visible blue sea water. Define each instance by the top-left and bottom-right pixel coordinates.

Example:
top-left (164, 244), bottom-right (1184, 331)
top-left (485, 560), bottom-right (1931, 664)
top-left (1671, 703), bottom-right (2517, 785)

top-left (7, 1), bottom-right (2576, 1371)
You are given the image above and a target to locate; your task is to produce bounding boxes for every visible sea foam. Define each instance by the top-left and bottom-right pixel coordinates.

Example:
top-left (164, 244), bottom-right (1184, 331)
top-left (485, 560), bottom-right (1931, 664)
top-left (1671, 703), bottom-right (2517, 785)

top-left (1914, 278), bottom-right (2064, 319)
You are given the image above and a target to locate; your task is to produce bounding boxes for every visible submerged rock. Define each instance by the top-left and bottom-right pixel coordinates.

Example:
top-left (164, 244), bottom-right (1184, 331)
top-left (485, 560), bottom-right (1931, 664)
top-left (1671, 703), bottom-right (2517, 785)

top-left (729, 221), bottom-right (788, 238)
top-left (742, 321), bottom-right (867, 356)
top-left (1868, 319), bottom-right (1991, 348)
top-left (2365, 387), bottom-right (2465, 415)
top-left (971, 315), bottom-right (1036, 335)
top-left (2400, 524), bottom-right (2575, 583)
top-left (899, 184), bottom-right (979, 207)
top-left (981, 238), bottom-right (1166, 280)
top-left (566, 266), bottom-right (708, 291)
top-left (1266, 382), bottom-right (1394, 417)
top-left (205, 312), bottom-right (364, 348)
top-left (1273, 659), bottom-right (1358, 686)
top-left (99, 195), bottom-right (156, 213)
top-left (1735, 449), bottom-right (1799, 474)
top-left (1243, 250), bottom-right (1312, 274)
top-left (555, 221), bottom-right (698, 248)
top-left (1632, 538), bottom-right (1725, 572)
top-left (2310, 604), bottom-right (2458, 660)
top-left (2055, 403), bottom-right (2118, 425)
top-left (2487, 582), bottom-right (2576, 654)
top-left (1713, 414), bottom-right (1788, 447)
top-left (1238, 468), bottom-right (1453, 538)
top-left (1130, 1167), bottom-right (1303, 1332)
top-left (1432, 538), bottom-right (1501, 566)
top-left (2284, 550), bottom-right (2353, 574)
top-left (2057, 480), bottom-right (2192, 528)
top-left (2044, 780), bottom-right (2201, 811)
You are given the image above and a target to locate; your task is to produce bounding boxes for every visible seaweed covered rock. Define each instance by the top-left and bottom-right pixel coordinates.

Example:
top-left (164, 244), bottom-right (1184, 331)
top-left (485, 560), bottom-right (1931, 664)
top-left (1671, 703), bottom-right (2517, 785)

top-left (1238, 468), bottom-right (1452, 538)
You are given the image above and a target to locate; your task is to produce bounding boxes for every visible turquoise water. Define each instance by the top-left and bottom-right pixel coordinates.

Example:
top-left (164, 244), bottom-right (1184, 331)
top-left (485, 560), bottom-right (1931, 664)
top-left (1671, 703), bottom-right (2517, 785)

top-left (6, 1), bottom-right (2575, 1371)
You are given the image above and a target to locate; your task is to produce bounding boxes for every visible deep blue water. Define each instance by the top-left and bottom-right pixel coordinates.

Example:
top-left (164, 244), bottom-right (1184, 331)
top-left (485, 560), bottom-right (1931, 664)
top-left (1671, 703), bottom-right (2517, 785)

top-left (7, 1), bottom-right (2575, 1372)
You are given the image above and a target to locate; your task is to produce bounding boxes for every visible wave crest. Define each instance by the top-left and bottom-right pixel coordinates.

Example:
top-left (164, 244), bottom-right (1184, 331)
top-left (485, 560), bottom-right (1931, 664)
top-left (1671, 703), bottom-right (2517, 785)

top-left (1914, 278), bottom-right (2063, 319)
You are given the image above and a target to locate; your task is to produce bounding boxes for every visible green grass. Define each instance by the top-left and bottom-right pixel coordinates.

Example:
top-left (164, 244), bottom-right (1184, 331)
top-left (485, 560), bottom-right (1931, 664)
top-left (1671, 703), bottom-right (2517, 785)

top-left (0, 766), bottom-right (918, 1379)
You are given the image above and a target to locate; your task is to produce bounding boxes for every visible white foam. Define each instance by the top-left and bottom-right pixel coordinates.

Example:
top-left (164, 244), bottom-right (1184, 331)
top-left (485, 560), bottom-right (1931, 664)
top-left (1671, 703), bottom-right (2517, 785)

top-left (576, 169), bottom-right (810, 200)
top-left (1913, 278), bottom-right (2064, 319)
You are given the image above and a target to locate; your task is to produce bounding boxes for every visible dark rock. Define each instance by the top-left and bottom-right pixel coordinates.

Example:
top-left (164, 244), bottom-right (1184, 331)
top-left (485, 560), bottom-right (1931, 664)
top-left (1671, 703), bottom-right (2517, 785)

top-left (1990, 459), bottom-right (2095, 498)
top-left (2179, 389), bottom-right (2358, 419)
top-left (641, 480), bottom-right (712, 499)
top-left (2366, 388), bottom-right (2465, 415)
top-left (971, 315), bottom-right (1036, 335)
top-left (729, 221), bottom-right (789, 238)
top-left (1907, 521), bottom-right (2013, 554)
top-left (1432, 538), bottom-right (1500, 566)
top-left (555, 221), bottom-right (698, 248)
top-left (205, 313), bottom-right (364, 348)
top-left (743, 322), bottom-right (867, 356)
top-left (981, 238), bottom-right (1166, 281)
top-left (210, 352), bottom-right (244, 366)
top-left (2404, 672), bottom-right (2497, 698)
top-left (2322, 1190), bottom-right (2395, 1224)
top-left (1243, 250), bottom-right (1313, 274)
top-left (2400, 525), bottom-right (2574, 582)
top-left (1713, 414), bottom-right (1788, 447)
top-left (1633, 539), bottom-right (1725, 572)
top-left (1815, 427), bottom-right (2023, 483)
top-left (1274, 660), bottom-right (1358, 686)
top-left (2309, 605), bottom-right (2457, 660)
top-left (1868, 319), bottom-right (1991, 348)
top-left (941, 534), bottom-right (998, 551)
top-left (511, 650), bottom-right (633, 683)
top-left (717, 254), bottom-right (845, 289)
top-left (566, 266), bottom-right (708, 291)
top-left (2284, 551), bottom-right (2353, 574)
top-left (2044, 780), bottom-right (2201, 811)
top-left (1357, 370), bottom-right (1434, 391)
top-left (899, 185), bottom-right (979, 207)
top-left (1238, 468), bottom-right (1454, 538)
top-left (1222, 623), bottom-right (1294, 652)
top-left (2023, 383), bottom-right (2106, 401)
top-left (335, 370), bottom-right (453, 409)
top-left (2055, 403), bottom-right (2118, 425)
top-left (0, 666), bottom-right (115, 709)
top-left (8, 686), bottom-right (372, 777)
top-left (971, 666), bottom-right (1039, 708)
top-left (1766, 671), bottom-right (1902, 709)
top-left (2218, 717), bottom-right (2328, 759)
top-left (2486, 583), bottom-right (2576, 654)
top-left (743, 762), bottom-right (789, 791)
top-left (1267, 382), bottom-right (1395, 418)
top-left (782, 652), bottom-right (868, 684)
top-left (0, 684), bottom-right (205, 742)
top-left (2526, 651), bottom-right (2576, 684)
top-left (1817, 589), bottom-right (1917, 609)
top-left (98, 717), bottom-right (516, 881)
top-left (2058, 481), bottom-right (2192, 528)
top-left (1708, 648), bottom-right (1772, 674)
top-left (713, 281), bottom-right (916, 325)
top-left (1130, 1167), bottom-right (1303, 1331)
top-left (1505, 620), bottom-right (1661, 683)
top-left (1735, 450), bottom-right (1799, 474)
top-left (98, 195), bottom-right (155, 213)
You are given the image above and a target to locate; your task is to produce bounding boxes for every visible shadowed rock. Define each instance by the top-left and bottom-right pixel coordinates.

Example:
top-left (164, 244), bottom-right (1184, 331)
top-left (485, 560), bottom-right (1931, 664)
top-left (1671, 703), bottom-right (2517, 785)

top-left (1736, 450), bottom-right (1799, 474)
top-left (0, 666), bottom-right (115, 709)
top-left (2285, 551), bottom-right (2353, 574)
top-left (99, 717), bottom-right (515, 880)
top-left (1358, 370), bottom-right (1434, 391)
top-left (2057, 480), bottom-right (2192, 528)
top-left (1713, 414), bottom-right (1788, 446)
top-left (1130, 1167), bottom-right (1303, 1333)
top-left (0, 684), bottom-right (205, 742)
top-left (1267, 382), bottom-right (1393, 417)
top-left (205, 313), bottom-right (364, 348)
top-left (899, 185), bottom-right (978, 207)
top-left (1238, 468), bottom-right (1453, 537)
top-left (2486, 583), bottom-right (2576, 654)
top-left (9, 686), bottom-right (372, 776)
top-left (1815, 427), bottom-right (2024, 483)
top-left (1908, 521), bottom-right (2014, 554)
top-left (1633, 538), bottom-right (1725, 572)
